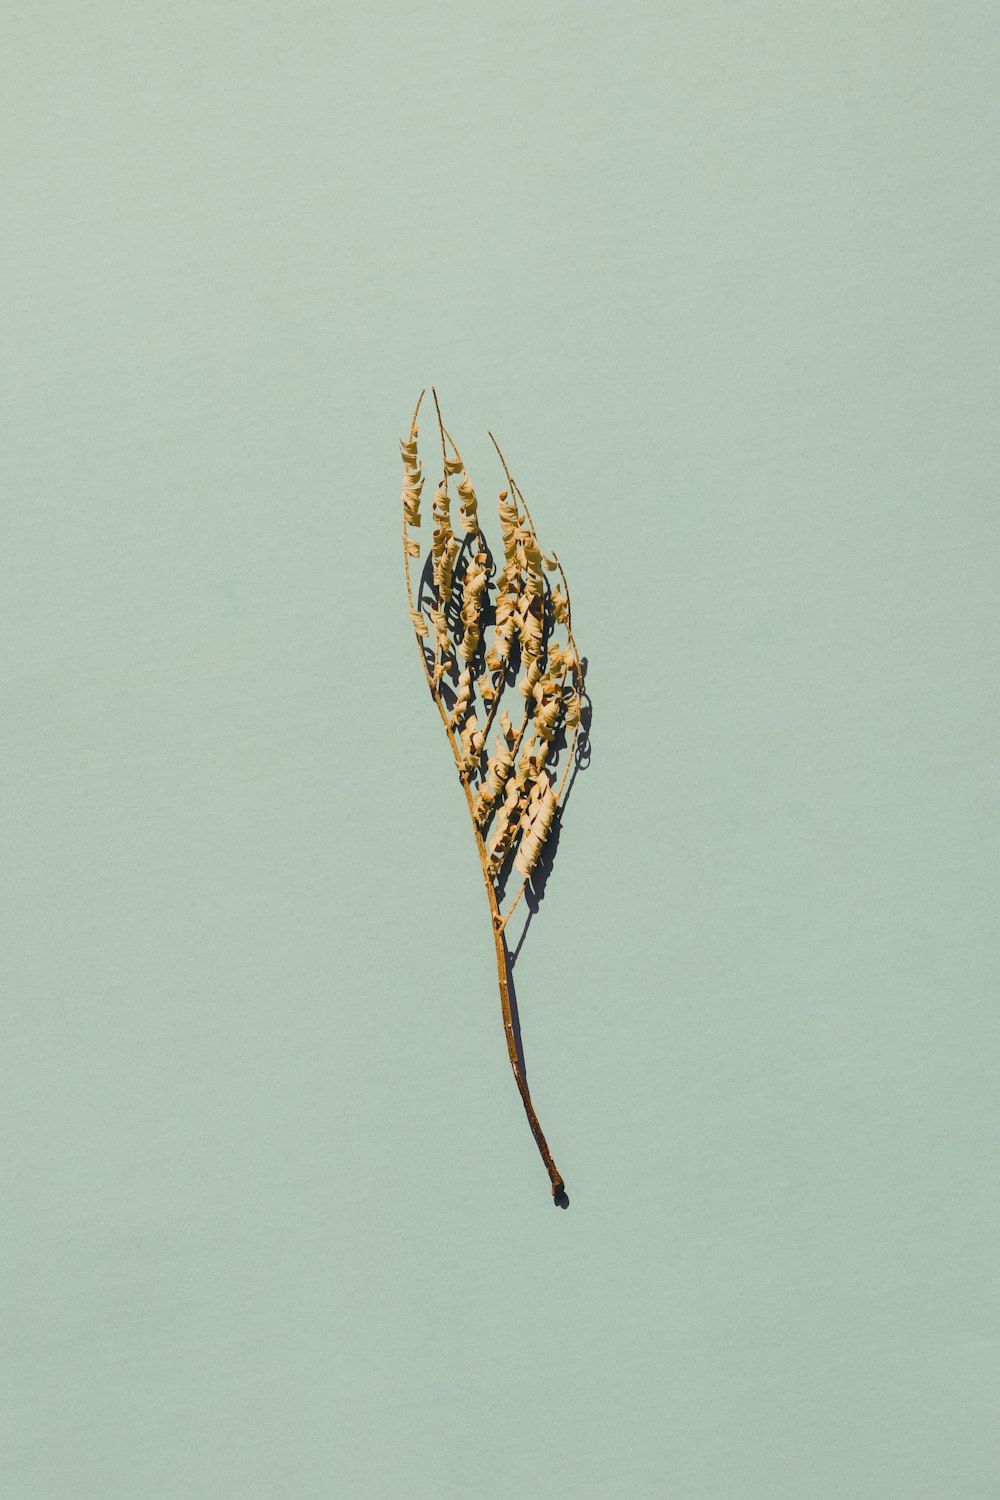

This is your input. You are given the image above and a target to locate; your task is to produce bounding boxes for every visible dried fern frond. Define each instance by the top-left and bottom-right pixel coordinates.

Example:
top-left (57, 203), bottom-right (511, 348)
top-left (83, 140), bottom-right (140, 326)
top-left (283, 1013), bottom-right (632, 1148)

top-left (400, 388), bottom-right (585, 1199)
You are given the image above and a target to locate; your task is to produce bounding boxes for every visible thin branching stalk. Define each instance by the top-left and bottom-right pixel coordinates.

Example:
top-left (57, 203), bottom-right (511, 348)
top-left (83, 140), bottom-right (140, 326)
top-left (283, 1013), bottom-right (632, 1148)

top-left (399, 390), bottom-right (584, 1198)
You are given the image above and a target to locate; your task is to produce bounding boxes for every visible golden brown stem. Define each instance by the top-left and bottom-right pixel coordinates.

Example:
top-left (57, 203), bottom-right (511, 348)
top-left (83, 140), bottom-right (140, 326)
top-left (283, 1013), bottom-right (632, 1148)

top-left (491, 903), bottom-right (565, 1198)
top-left (460, 763), bottom-right (565, 1197)
top-left (407, 394), bottom-right (566, 1200)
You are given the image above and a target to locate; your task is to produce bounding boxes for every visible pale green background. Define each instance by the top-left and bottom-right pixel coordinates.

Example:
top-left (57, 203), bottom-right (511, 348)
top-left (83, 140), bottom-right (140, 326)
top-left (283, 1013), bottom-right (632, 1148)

top-left (2, 2), bottom-right (998, 1496)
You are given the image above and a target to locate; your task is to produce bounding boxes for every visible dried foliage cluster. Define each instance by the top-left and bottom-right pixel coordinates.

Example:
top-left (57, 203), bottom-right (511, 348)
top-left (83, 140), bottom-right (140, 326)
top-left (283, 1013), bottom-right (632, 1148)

top-left (400, 389), bottom-right (584, 1198)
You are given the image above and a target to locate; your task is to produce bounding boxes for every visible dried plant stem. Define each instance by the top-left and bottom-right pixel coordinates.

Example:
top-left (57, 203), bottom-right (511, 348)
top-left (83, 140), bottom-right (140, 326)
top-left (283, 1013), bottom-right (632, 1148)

top-left (491, 911), bottom-right (565, 1198)
top-left (426, 393), bottom-right (564, 1197)
top-left (402, 390), bottom-right (578, 1198)
top-left (454, 768), bottom-right (565, 1195)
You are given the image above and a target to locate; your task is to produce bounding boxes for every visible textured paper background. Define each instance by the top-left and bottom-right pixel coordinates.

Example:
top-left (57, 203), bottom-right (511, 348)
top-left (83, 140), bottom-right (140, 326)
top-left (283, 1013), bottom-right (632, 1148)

top-left (2, 3), bottom-right (998, 1496)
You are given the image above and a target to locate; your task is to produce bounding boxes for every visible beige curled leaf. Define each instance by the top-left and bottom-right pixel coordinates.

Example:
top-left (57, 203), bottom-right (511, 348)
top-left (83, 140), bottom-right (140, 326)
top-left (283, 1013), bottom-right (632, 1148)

top-left (518, 656), bottom-right (542, 700)
top-left (450, 667), bottom-right (472, 726)
top-left (474, 735), bottom-right (515, 823)
top-left (428, 605), bottom-right (450, 658)
top-left (532, 677), bottom-right (562, 741)
top-left (514, 773), bottom-right (558, 878)
top-left (456, 473), bottom-right (479, 535)
top-left (459, 712), bottom-right (481, 763)
top-left (402, 473), bottom-right (422, 528)
top-left (458, 556), bottom-right (488, 662)
top-left (432, 526), bottom-right (460, 602)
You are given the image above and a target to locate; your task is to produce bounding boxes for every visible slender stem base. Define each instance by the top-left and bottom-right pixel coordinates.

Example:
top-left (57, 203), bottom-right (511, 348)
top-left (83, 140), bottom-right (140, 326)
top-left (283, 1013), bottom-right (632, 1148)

top-left (492, 919), bottom-right (565, 1198)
